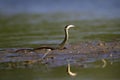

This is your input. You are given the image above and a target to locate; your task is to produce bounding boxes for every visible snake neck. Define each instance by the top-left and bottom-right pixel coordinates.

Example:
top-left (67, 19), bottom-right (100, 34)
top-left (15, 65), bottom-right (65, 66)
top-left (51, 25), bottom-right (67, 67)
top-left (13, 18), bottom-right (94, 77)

top-left (58, 28), bottom-right (68, 49)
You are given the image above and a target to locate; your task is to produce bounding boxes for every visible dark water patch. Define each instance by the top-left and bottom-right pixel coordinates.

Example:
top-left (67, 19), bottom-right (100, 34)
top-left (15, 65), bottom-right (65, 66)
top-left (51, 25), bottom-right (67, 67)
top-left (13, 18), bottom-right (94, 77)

top-left (0, 41), bottom-right (119, 69)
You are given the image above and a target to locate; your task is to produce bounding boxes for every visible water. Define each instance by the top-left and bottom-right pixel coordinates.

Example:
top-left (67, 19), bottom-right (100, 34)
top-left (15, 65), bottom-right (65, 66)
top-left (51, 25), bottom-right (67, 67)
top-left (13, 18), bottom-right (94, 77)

top-left (0, 60), bottom-right (120, 80)
top-left (0, 0), bottom-right (120, 80)
top-left (0, 15), bottom-right (119, 48)
top-left (0, 0), bottom-right (120, 19)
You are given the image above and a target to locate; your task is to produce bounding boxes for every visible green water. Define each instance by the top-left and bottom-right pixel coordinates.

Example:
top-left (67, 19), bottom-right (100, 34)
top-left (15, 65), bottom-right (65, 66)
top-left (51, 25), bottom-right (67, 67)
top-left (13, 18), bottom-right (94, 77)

top-left (0, 14), bottom-right (120, 80)
top-left (0, 14), bottom-right (120, 48)
top-left (0, 62), bottom-right (120, 80)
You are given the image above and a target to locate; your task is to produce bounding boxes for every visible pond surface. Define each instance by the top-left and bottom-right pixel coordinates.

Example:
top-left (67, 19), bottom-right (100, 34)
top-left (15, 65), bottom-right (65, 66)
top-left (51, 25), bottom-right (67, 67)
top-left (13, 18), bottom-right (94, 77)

top-left (0, 0), bottom-right (120, 80)
top-left (0, 62), bottom-right (119, 80)
top-left (0, 19), bottom-right (120, 79)
top-left (0, 14), bottom-right (119, 48)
